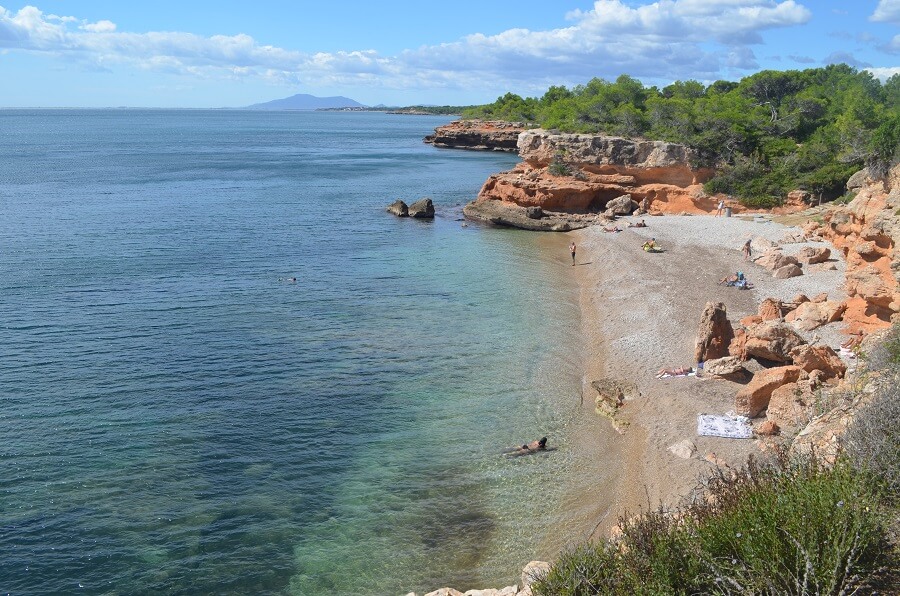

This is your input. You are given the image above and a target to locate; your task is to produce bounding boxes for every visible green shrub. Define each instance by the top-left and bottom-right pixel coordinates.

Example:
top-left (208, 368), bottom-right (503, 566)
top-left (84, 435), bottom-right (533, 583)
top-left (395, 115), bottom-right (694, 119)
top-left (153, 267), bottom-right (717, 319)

top-left (533, 455), bottom-right (894, 595)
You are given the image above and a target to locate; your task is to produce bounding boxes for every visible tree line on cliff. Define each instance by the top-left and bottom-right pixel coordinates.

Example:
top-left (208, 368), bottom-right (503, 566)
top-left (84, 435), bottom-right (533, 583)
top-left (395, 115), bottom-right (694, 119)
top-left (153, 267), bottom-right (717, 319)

top-left (463, 64), bottom-right (900, 208)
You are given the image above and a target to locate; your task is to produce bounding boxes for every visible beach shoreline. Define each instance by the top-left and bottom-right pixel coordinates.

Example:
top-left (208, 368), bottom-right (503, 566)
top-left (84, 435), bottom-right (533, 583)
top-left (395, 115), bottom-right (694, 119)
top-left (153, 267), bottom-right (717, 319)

top-left (565, 213), bottom-right (850, 536)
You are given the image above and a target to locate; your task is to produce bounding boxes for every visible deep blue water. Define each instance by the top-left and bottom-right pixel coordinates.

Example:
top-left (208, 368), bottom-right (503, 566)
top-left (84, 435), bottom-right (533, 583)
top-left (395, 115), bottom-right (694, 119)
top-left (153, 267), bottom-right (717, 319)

top-left (0, 110), bottom-right (600, 595)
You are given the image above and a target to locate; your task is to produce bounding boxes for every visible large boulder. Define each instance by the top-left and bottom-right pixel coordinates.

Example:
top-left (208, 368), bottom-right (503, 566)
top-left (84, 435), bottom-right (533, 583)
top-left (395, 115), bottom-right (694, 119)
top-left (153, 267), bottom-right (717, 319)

top-left (785, 300), bottom-right (846, 331)
top-left (758, 298), bottom-right (785, 321)
top-left (735, 366), bottom-right (802, 418)
top-left (742, 321), bottom-right (806, 363)
top-left (773, 264), bottom-right (803, 279)
top-left (788, 345), bottom-right (847, 379)
top-left (766, 381), bottom-right (814, 429)
top-left (408, 198), bottom-right (435, 218)
top-left (704, 355), bottom-right (745, 376)
top-left (797, 246), bottom-right (831, 264)
top-left (695, 302), bottom-right (735, 363)
top-left (754, 249), bottom-right (799, 271)
top-left (387, 200), bottom-right (409, 216)
top-left (605, 194), bottom-right (637, 215)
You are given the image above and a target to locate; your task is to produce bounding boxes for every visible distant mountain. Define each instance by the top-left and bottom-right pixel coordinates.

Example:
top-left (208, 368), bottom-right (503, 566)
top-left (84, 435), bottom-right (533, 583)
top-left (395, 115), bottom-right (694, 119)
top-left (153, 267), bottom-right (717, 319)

top-left (246, 94), bottom-right (366, 110)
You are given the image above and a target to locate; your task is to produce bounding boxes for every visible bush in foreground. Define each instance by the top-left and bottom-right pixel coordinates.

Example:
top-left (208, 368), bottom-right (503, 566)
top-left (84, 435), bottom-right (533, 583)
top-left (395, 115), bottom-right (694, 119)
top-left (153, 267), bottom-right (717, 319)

top-left (534, 455), bottom-right (895, 595)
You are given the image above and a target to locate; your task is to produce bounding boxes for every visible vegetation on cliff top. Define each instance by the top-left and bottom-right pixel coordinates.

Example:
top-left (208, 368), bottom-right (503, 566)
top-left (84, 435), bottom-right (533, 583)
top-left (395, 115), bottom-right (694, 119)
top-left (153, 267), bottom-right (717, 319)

top-left (463, 65), bottom-right (900, 208)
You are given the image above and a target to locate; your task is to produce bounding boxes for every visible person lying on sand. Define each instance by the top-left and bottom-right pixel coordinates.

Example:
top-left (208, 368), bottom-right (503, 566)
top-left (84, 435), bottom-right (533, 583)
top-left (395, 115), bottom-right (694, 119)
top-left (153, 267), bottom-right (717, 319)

top-left (602, 226), bottom-right (622, 233)
top-left (642, 238), bottom-right (661, 252)
top-left (656, 366), bottom-right (693, 377)
top-left (505, 437), bottom-right (548, 456)
top-left (841, 331), bottom-right (864, 350)
top-left (628, 219), bottom-right (647, 228)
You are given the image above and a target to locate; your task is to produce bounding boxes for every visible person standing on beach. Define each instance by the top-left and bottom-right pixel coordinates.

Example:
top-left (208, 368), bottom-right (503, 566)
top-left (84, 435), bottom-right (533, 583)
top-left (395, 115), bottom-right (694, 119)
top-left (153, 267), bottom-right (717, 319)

top-left (742, 239), bottom-right (752, 261)
top-left (715, 199), bottom-right (725, 217)
top-left (569, 241), bottom-right (576, 265)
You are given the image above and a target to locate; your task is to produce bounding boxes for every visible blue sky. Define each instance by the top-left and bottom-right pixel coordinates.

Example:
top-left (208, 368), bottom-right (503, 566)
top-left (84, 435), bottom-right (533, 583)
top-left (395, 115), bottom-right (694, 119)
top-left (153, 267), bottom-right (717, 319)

top-left (1, 0), bottom-right (899, 107)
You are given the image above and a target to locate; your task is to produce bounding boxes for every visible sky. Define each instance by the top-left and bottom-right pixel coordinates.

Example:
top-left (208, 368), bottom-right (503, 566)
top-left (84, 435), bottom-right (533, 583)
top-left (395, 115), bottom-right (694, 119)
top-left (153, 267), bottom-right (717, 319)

top-left (1, 0), bottom-right (899, 108)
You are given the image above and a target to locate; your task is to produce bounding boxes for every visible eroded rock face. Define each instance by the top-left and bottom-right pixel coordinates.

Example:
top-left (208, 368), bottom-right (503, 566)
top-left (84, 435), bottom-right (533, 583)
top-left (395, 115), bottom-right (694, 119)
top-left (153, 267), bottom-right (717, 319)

top-left (766, 381), bottom-right (814, 429)
top-left (424, 119), bottom-right (525, 151)
top-left (467, 130), bottom-right (716, 222)
top-left (735, 365), bottom-right (802, 418)
top-left (695, 302), bottom-right (734, 362)
top-left (804, 163), bottom-right (900, 331)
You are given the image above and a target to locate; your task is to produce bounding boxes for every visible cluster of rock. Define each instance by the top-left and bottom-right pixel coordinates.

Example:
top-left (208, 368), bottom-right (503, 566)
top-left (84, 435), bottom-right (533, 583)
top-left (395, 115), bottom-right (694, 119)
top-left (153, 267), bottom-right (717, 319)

top-left (694, 296), bottom-right (848, 438)
top-left (387, 198), bottom-right (435, 219)
top-left (462, 129), bottom-right (718, 228)
top-left (801, 163), bottom-right (900, 331)
top-left (406, 561), bottom-right (549, 596)
top-left (749, 239), bottom-right (833, 279)
top-left (424, 120), bottom-right (526, 152)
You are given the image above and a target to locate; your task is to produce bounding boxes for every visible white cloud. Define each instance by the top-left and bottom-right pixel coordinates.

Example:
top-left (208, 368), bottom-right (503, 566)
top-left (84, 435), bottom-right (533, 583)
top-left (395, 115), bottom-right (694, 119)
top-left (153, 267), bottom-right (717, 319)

top-left (867, 66), bottom-right (900, 80)
top-left (871, 0), bottom-right (900, 24)
top-left (0, 2), bottom-right (814, 95)
top-left (81, 20), bottom-right (116, 33)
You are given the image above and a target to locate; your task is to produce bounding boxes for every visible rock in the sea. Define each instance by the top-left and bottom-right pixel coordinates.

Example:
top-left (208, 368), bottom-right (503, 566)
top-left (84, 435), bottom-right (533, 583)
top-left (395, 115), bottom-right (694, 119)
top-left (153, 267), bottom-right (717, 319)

top-left (695, 302), bottom-right (734, 363)
top-left (742, 320), bottom-right (806, 363)
top-left (735, 365), bottom-right (802, 418)
top-left (387, 199), bottom-right (409, 217)
top-left (668, 439), bottom-right (697, 459)
top-left (788, 344), bottom-right (846, 379)
top-left (773, 263), bottom-right (803, 279)
top-left (797, 246), bottom-right (831, 264)
top-left (525, 206), bottom-right (543, 219)
top-left (408, 198), bottom-right (435, 219)
top-left (704, 355), bottom-right (745, 376)
top-left (424, 119), bottom-right (525, 152)
top-left (605, 194), bottom-right (636, 215)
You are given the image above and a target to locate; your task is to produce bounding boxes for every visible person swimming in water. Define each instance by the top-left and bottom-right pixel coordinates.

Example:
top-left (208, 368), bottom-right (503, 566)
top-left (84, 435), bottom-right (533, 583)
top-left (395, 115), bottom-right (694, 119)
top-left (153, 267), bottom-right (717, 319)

top-left (505, 437), bottom-right (548, 456)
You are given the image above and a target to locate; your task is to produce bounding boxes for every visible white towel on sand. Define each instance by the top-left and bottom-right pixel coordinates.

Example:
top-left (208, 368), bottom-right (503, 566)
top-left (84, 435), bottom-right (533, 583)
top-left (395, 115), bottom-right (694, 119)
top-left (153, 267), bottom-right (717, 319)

top-left (697, 414), bottom-right (752, 439)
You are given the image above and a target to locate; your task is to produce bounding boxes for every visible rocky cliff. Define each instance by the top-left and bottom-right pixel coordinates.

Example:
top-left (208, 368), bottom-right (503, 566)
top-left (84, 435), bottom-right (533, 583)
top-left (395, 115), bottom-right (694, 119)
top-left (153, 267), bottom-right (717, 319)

top-left (424, 120), bottom-right (526, 152)
top-left (464, 130), bottom-right (718, 227)
top-left (803, 163), bottom-right (900, 331)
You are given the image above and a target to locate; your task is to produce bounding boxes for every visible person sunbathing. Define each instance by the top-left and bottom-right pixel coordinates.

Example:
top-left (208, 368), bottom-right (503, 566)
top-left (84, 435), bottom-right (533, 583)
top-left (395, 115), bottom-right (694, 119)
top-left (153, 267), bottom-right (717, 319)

top-left (603, 225), bottom-right (622, 233)
top-left (656, 366), bottom-right (693, 377)
top-left (628, 219), bottom-right (648, 228)
top-left (841, 331), bottom-right (864, 350)
top-left (642, 238), bottom-right (660, 251)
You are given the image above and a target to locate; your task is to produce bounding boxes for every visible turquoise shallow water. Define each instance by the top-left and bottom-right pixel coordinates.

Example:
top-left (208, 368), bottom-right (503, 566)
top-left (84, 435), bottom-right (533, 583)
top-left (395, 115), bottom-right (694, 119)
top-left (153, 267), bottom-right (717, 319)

top-left (0, 110), bottom-right (603, 594)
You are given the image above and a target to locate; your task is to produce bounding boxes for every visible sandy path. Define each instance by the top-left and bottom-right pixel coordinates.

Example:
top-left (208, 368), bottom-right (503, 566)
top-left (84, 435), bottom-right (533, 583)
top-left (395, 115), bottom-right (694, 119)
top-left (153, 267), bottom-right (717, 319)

top-left (567, 214), bottom-right (848, 534)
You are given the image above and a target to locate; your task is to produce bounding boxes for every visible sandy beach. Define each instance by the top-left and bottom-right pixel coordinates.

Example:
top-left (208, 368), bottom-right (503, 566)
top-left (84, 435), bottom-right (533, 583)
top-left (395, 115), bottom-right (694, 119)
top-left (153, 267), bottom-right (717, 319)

top-left (568, 213), bottom-right (850, 535)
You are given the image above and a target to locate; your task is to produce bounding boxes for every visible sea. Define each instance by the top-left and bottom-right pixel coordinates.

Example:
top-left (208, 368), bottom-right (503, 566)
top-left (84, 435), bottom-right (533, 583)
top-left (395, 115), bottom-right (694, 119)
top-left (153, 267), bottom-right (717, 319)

top-left (0, 110), bottom-right (612, 595)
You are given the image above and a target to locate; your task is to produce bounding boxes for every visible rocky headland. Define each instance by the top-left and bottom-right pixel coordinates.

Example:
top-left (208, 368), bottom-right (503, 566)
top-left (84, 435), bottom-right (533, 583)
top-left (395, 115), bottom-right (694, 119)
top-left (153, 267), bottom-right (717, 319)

top-left (463, 129), bottom-right (720, 229)
top-left (424, 120), bottom-right (526, 152)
